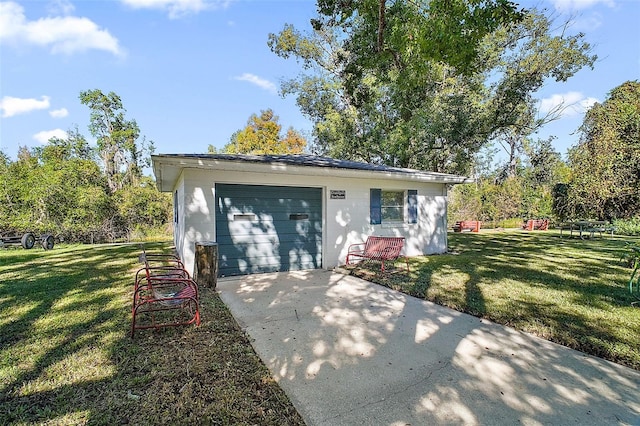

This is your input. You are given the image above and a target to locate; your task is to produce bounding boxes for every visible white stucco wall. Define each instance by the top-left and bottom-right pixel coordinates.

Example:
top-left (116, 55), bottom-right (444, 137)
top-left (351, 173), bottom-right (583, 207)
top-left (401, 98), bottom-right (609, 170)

top-left (175, 167), bottom-right (448, 275)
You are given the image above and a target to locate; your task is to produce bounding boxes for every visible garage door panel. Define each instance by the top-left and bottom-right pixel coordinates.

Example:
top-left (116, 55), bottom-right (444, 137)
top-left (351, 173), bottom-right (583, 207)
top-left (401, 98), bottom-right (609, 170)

top-left (215, 183), bottom-right (322, 276)
top-left (215, 222), bottom-right (322, 239)
top-left (219, 206), bottom-right (322, 220)
top-left (219, 249), bottom-right (318, 266)
top-left (218, 243), bottom-right (320, 274)
top-left (216, 232), bottom-right (319, 245)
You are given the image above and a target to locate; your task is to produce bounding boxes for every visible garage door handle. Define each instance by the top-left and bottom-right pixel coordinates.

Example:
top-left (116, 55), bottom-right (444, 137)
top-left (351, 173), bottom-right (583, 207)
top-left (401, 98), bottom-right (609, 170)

top-left (289, 214), bottom-right (309, 220)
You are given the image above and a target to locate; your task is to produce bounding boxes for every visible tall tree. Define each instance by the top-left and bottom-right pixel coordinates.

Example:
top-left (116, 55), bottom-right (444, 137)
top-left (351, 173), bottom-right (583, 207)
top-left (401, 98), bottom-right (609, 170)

top-left (79, 89), bottom-right (154, 192)
top-left (566, 81), bottom-right (640, 220)
top-left (222, 109), bottom-right (307, 154)
top-left (485, 11), bottom-right (596, 178)
top-left (270, 5), bottom-right (594, 175)
top-left (34, 126), bottom-right (94, 163)
top-left (269, 5), bottom-right (497, 172)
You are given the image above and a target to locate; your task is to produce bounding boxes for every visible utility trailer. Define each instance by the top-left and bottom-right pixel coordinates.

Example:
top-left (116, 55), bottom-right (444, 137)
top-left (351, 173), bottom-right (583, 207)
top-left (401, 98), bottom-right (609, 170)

top-left (0, 232), bottom-right (55, 250)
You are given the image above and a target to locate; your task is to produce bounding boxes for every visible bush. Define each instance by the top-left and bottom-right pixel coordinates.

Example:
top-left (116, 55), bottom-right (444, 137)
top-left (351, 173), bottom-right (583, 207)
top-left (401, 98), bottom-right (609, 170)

top-left (500, 218), bottom-right (526, 228)
top-left (613, 217), bottom-right (640, 236)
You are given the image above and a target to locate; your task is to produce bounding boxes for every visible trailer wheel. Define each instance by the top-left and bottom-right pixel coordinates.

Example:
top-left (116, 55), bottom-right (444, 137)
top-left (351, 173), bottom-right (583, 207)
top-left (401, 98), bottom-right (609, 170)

top-left (41, 235), bottom-right (55, 250)
top-left (21, 233), bottom-right (36, 249)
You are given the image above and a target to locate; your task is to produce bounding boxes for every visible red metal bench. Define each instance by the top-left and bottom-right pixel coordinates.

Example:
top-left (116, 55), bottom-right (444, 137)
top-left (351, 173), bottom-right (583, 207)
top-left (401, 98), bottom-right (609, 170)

top-left (453, 221), bottom-right (481, 232)
top-left (522, 219), bottom-right (549, 231)
top-left (346, 236), bottom-right (408, 272)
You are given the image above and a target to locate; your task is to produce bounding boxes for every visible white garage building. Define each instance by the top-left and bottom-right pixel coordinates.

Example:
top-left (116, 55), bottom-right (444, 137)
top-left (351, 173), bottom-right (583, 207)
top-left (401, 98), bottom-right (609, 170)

top-left (151, 154), bottom-right (472, 277)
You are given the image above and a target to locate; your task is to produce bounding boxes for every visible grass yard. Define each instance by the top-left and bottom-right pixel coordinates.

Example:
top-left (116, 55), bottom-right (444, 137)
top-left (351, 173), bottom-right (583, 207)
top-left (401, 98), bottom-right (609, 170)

top-left (350, 230), bottom-right (640, 370)
top-left (0, 243), bottom-right (304, 426)
top-left (2, 231), bottom-right (639, 424)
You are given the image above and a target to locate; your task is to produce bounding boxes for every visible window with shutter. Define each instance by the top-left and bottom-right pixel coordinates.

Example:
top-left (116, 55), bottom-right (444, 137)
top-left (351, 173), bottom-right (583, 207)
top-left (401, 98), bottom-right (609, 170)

top-left (370, 189), bottom-right (418, 225)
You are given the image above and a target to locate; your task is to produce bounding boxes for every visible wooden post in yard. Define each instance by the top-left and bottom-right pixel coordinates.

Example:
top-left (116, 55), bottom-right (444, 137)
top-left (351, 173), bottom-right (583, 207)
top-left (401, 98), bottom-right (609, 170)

top-left (194, 241), bottom-right (218, 289)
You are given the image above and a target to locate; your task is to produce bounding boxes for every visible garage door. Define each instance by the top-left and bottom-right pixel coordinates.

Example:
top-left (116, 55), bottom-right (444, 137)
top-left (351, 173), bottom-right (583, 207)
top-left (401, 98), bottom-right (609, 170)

top-left (215, 183), bottom-right (322, 276)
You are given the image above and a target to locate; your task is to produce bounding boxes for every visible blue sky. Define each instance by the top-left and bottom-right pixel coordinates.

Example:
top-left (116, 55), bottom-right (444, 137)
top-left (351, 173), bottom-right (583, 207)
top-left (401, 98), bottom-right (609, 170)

top-left (1, 0), bottom-right (639, 167)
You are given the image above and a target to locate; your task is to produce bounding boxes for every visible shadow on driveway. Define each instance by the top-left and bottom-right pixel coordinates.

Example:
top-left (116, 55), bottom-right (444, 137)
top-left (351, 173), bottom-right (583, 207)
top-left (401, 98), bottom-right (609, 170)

top-left (218, 270), bottom-right (640, 425)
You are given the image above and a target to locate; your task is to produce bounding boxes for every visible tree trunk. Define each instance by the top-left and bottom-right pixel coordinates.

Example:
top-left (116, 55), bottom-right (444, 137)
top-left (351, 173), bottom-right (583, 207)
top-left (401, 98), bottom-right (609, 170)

top-left (194, 242), bottom-right (218, 289)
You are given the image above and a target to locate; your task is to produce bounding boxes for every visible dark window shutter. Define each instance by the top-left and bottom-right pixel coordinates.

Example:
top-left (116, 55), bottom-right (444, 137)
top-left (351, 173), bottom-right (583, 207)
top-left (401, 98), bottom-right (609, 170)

top-left (370, 188), bottom-right (381, 225)
top-left (408, 190), bottom-right (417, 224)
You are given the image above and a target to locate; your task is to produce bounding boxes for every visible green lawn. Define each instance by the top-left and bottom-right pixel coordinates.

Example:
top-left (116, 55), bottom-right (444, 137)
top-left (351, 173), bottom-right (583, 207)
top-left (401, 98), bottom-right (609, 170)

top-left (2, 232), bottom-right (639, 424)
top-left (0, 243), bottom-right (304, 426)
top-left (350, 230), bottom-right (640, 370)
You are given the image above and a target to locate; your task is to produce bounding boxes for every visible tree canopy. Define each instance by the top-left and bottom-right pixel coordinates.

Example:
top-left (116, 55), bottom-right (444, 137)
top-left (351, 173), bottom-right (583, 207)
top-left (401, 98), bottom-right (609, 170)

top-left (222, 109), bottom-right (307, 154)
top-left (449, 81), bottom-right (639, 228)
top-left (79, 89), bottom-right (154, 192)
top-left (269, 4), bottom-right (595, 175)
top-left (566, 80), bottom-right (640, 220)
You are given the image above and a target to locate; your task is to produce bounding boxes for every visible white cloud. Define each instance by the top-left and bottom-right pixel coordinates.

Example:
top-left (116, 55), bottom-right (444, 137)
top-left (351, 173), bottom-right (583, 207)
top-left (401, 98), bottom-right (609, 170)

top-left (234, 73), bottom-right (277, 94)
top-left (33, 128), bottom-right (68, 144)
top-left (0, 95), bottom-right (50, 118)
top-left (121, 0), bottom-right (233, 19)
top-left (48, 0), bottom-right (75, 15)
top-left (552, 0), bottom-right (615, 12)
top-left (50, 108), bottom-right (69, 118)
top-left (0, 1), bottom-right (122, 56)
top-left (539, 92), bottom-right (599, 118)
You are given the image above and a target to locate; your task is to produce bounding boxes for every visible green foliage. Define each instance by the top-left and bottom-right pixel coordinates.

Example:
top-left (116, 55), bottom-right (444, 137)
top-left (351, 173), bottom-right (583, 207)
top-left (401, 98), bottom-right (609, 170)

top-left (79, 89), bottom-right (154, 192)
top-left (1, 90), bottom-right (171, 243)
top-left (0, 144), bottom-right (112, 240)
top-left (448, 183), bottom-right (483, 222)
top-left (113, 178), bottom-right (172, 236)
top-left (566, 81), bottom-right (640, 220)
top-left (314, 0), bottom-right (525, 75)
top-left (496, 217), bottom-right (525, 228)
top-left (613, 217), bottom-right (640, 236)
top-left (449, 140), bottom-right (562, 225)
top-left (487, 11), bottom-right (596, 178)
top-left (479, 177), bottom-right (521, 222)
top-left (222, 109), bottom-right (307, 154)
top-left (270, 6), bottom-right (594, 176)
top-left (552, 183), bottom-right (570, 222)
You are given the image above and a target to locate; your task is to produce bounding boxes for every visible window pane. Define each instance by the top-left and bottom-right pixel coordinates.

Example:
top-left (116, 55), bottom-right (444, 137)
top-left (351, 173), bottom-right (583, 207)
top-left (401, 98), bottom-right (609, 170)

top-left (382, 206), bottom-right (403, 221)
top-left (382, 191), bottom-right (403, 206)
top-left (381, 190), bottom-right (404, 222)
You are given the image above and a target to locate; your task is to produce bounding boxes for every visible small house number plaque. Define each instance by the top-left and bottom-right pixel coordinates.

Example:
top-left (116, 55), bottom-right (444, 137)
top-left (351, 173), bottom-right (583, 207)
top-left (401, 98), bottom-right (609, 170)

top-left (330, 190), bottom-right (346, 199)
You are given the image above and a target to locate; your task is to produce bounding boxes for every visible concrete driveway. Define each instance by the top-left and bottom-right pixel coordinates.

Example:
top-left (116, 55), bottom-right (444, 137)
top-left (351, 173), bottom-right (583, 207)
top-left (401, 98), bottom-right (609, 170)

top-left (217, 270), bottom-right (640, 426)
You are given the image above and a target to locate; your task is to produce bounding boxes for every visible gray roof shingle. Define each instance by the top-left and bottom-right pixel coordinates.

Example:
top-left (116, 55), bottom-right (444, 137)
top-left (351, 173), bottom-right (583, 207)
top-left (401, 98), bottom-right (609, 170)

top-left (153, 153), bottom-right (463, 179)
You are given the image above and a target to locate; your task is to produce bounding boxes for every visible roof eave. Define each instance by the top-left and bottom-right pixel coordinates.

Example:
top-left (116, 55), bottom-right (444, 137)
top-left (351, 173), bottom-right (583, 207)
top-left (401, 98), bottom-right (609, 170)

top-left (151, 154), bottom-right (473, 191)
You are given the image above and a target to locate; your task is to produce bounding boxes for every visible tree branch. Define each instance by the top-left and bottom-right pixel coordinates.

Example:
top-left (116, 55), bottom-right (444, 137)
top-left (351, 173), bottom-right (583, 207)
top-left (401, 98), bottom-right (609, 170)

top-left (377, 0), bottom-right (386, 52)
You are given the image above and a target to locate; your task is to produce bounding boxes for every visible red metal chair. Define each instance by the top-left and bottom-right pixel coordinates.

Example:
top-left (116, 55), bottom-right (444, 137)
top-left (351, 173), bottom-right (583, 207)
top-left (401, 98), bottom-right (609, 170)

top-left (131, 249), bottom-right (200, 337)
